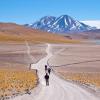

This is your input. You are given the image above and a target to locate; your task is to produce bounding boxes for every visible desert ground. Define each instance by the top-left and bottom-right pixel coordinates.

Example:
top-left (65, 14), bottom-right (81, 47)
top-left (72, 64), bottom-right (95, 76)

top-left (0, 40), bottom-right (100, 99)
top-left (48, 42), bottom-right (100, 92)
top-left (0, 42), bottom-right (46, 70)
top-left (0, 42), bottom-right (46, 99)
top-left (0, 22), bottom-right (100, 98)
top-left (0, 23), bottom-right (81, 99)
top-left (9, 43), bottom-right (99, 100)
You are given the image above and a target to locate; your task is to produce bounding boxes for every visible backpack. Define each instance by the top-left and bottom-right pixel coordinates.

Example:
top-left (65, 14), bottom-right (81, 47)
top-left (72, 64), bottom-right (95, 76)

top-left (45, 74), bottom-right (49, 80)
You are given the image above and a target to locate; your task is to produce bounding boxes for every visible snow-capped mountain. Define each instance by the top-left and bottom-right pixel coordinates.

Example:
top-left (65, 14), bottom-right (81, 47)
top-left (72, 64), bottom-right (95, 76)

top-left (81, 20), bottom-right (100, 29)
top-left (26, 15), bottom-right (96, 33)
top-left (31, 16), bottom-right (56, 32)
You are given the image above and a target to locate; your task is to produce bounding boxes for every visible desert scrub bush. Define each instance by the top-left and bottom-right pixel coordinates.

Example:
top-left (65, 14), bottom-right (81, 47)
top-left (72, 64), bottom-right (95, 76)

top-left (0, 69), bottom-right (38, 98)
top-left (60, 72), bottom-right (100, 88)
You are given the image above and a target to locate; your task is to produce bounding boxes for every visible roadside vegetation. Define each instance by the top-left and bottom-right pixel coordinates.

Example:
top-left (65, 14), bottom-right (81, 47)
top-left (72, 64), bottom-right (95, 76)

top-left (0, 69), bottom-right (38, 99)
top-left (60, 72), bottom-right (100, 88)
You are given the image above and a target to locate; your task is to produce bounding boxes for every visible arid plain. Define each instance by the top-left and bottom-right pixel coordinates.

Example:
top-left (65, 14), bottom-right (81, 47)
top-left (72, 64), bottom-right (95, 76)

top-left (0, 23), bottom-right (100, 98)
top-left (48, 42), bottom-right (100, 94)
top-left (0, 23), bottom-right (79, 98)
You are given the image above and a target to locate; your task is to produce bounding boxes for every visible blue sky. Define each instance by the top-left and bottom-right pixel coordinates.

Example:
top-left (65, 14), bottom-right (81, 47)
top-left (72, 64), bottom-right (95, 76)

top-left (0, 0), bottom-right (100, 24)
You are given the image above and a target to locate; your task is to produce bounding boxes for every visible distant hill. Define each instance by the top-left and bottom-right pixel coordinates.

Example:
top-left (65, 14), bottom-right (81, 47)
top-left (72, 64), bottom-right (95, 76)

top-left (64, 29), bottom-right (100, 39)
top-left (25, 15), bottom-right (96, 33)
top-left (0, 23), bottom-right (79, 43)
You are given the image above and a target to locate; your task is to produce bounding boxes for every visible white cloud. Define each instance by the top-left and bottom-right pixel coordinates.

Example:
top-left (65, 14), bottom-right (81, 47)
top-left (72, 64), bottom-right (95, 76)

top-left (81, 20), bottom-right (100, 29)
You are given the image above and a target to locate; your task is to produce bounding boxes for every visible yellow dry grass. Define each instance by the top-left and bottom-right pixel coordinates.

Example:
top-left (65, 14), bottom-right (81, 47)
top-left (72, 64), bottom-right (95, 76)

top-left (0, 32), bottom-right (80, 43)
top-left (60, 72), bottom-right (100, 88)
top-left (0, 33), bottom-right (24, 42)
top-left (0, 69), bottom-right (38, 98)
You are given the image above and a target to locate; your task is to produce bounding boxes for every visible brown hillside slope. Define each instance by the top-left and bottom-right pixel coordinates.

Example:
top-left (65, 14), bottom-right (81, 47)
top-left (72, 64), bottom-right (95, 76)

top-left (0, 23), bottom-right (79, 43)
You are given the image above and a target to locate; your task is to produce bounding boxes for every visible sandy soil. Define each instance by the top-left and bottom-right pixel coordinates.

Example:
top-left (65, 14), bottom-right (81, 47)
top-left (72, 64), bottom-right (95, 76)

top-left (10, 44), bottom-right (99, 100)
top-left (48, 43), bottom-right (100, 91)
top-left (48, 43), bottom-right (100, 72)
top-left (0, 42), bottom-right (46, 70)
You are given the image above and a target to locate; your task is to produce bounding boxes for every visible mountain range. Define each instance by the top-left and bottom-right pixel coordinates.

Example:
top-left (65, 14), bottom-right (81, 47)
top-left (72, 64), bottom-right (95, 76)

top-left (25, 15), bottom-right (96, 34)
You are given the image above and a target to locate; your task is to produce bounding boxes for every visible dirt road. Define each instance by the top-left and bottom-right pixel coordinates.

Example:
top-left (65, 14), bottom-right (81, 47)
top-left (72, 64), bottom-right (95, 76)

top-left (11, 44), bottom-right (99, 100)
